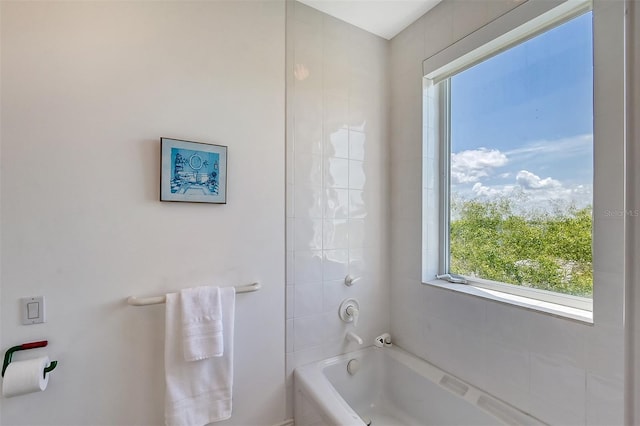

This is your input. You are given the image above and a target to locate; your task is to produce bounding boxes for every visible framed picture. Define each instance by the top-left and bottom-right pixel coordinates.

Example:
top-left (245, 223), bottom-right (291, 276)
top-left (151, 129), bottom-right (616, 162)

top-left (160, 138), bottom-right (227, 204)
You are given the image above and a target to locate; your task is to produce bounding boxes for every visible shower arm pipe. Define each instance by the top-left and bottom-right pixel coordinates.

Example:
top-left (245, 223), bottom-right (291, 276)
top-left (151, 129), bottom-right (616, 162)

top-left (126, 282), bottom-right (261, 306)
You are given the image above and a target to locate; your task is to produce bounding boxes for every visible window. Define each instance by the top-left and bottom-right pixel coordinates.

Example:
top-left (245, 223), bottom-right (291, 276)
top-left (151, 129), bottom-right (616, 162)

top-left (423, 1), bottom-right (595, 312)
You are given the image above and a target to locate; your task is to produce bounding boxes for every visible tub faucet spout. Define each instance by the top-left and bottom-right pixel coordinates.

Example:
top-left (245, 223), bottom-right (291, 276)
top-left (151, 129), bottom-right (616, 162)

top-left (346, 331), bottom-right (363, 345)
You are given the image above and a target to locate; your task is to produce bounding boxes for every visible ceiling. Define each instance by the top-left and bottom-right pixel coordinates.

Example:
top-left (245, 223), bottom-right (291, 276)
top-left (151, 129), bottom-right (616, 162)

top-left (297, 0), bottom-right (441, 40)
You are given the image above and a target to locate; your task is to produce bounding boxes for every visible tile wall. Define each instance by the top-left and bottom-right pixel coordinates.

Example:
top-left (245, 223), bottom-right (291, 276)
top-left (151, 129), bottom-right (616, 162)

top-left (285, 1), bottom-right (390, 417)
top-left (389, 1), bottom-right (625, 425)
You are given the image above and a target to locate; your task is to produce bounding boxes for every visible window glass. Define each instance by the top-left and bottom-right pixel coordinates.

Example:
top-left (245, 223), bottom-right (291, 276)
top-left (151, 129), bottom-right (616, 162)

top-left (448, 12), bottom-right (593, 297)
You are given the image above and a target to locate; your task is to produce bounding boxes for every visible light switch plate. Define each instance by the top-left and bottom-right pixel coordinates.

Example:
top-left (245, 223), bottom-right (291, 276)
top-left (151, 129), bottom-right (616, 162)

top-left (21, 296), bottom-right (45, 325)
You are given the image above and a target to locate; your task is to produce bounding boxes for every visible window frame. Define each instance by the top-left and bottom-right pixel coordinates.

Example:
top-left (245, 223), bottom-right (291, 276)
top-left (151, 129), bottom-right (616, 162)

top-left (423, 0), bottom-right (596, 314)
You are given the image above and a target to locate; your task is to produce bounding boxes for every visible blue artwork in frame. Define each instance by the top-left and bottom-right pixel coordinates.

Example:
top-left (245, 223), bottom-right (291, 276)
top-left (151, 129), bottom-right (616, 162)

top-left (160, 138), bottom-right (227, 203)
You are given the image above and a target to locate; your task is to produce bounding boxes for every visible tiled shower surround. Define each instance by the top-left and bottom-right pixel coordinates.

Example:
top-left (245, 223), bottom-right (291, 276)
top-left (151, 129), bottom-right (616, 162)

top-left (285, 1), bottom-right (390, 415)
top-left (287, 0), bottom-right (626, 424)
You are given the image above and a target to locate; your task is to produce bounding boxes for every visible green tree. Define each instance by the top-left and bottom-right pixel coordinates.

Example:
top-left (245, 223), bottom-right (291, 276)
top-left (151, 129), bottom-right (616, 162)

top-left (450, 197), bottom-right (592, 297)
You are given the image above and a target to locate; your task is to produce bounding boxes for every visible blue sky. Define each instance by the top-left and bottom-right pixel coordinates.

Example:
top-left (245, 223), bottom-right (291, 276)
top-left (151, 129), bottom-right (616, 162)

top-left (450, 11), bottom-right (593, 212)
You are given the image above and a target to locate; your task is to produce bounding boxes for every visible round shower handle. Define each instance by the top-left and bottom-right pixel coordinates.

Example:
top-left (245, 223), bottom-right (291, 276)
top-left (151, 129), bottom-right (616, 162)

top-left (339, 298), bottom-right (360, 327)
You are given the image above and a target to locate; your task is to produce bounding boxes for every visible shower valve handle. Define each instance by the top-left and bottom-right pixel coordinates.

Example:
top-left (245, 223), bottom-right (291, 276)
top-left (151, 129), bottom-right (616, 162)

top-left (339, 298), bottom-right (360, 327)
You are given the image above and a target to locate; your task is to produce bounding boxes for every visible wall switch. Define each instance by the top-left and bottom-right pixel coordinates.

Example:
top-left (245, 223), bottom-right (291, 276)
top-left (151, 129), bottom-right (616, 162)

top-left (21, 296), bottom-right (45, 325)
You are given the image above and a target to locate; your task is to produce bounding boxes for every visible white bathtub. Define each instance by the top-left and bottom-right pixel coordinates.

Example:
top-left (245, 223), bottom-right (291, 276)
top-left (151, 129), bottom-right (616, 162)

top-left (294, 345), bottom-right (545, 426)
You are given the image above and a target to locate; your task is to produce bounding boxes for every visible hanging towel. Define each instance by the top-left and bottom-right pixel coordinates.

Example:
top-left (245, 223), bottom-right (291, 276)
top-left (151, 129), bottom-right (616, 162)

top-left (180, 286), bottom-right (223, 361)
top-left (165, 287), bottom-right (236, 426)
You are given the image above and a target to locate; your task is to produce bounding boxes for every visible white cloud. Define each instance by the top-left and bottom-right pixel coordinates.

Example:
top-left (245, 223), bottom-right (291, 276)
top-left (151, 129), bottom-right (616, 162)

top-left (451, 148), bottom-right (508, 184)
top-left (472, 182), bottom-right (514, 197)
top-left (516, 170), bottom-right (561, 190)
top-left (462, 171), bottom-right (592, 214)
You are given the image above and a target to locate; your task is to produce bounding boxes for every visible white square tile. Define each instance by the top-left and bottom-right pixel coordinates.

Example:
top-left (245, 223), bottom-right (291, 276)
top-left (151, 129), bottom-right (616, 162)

top-left (348, 99), bottom-right (367, 132)
top-left (484, 341), bottom-right (530, 395)
top-left (322, 311), bottom-right (348, 345)
top-left (348, 190), bottom-right (366, 219)
top-left (392, 307), bottom-right (426, 358)
top-left (324, 127), bottom-right (349, 159)
top-left (349, 130), bottom-right (366, 161)
top-left (484, 301), bottom-right (529, 348)
top-left (586, 373), bottom-right (624, 426)
top-left (324, 95), bottom-right (348, 130)
top-left (323, 219), bottom-right (349, 249)
top-left (454, 327), bottom-right (488, 387)
top-left (324, 157), bottom-right (349, 188)
top-left (293, 60), bottom-right (322, 95)
top-left (424, 286), bottom-right (486, 333)
top-left (294, 152), bottom-right (323, 187)
top-left (293, 344), bottom-right (325, 368)
top-left (323, 59), bottom-right (349, 100)
top-left (348, 248), bottom-right (366, 278)
top-left (322, 249), bottom-right (349, 282)
top-left (530, 353), bottom-right (586, 413)
top-left (526, 311), bottom-right (588, 367)
top-left (295, 284), bottom-right (324, 317)
top-left (293, 131), bottom-right (323, 159)
top-left (585, 324), bottom-right (624, 381)
top-left (294, 184), bottom-right (323, 219)
top-left (323, 279), bottom-right (350, 313)
top-left (294, 250), bottom-right (323, 285)
top-left (323, 187), bottom-right (349, 219)
top-left (395, 277), bottom-right (426, 314)
top-left (348, 218), bottom-right (365, 249)
top-left (294, 218), bottom-right (323, 250)
top-left (348, 160), bottom-right (365, 190)
top-left (293, 99), bottom-right (323, 156)
top-left (349, 66), bottom-right (374, 104)
top-left (294, 314), bottom-right (327, 351)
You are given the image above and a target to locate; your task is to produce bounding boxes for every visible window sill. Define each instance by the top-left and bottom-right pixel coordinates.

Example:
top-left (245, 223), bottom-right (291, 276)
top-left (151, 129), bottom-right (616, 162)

top-left (423, 279), bottom-right (593, 324)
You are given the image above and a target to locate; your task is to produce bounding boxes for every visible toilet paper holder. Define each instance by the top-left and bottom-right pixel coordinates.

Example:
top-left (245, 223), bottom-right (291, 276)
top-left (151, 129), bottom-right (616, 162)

top-left (2, 340), bottom-right (58, 378)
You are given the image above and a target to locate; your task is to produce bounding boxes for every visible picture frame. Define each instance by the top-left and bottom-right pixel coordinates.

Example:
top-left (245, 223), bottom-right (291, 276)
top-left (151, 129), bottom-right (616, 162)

top-left (160, 138), bottom-right (227, 204)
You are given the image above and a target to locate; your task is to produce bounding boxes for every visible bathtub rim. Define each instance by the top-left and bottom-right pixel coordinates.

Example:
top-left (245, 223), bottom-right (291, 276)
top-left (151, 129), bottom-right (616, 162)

top-left (294, 347), bottom-right (369, 425)
top-left (294, 344), bottom-right (546, 426)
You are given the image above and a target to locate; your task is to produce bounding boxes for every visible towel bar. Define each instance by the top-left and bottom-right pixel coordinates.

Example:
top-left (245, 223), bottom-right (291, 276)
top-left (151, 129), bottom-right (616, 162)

top-left (127, 282), bottom-right (260, 306)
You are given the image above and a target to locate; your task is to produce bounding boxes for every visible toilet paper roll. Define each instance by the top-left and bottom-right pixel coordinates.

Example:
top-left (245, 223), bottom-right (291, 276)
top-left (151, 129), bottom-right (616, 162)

top-left (2, 356), bottom-right (50, 398)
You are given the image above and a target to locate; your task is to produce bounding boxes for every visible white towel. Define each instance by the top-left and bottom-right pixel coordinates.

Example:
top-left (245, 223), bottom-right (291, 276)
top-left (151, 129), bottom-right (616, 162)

top-left (165, 287), bottom-right (235, 426)
top-left (180, 286), bottom-right (223, 361)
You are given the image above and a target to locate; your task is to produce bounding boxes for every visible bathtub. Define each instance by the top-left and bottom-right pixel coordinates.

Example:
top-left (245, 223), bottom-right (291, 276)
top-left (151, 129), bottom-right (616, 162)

top-left (294, 345), bottom-right (544, 426)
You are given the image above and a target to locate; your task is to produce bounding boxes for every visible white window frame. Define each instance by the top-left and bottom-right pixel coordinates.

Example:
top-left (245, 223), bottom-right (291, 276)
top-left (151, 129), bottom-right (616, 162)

top-left (422, 0), bottom-right (604, 319)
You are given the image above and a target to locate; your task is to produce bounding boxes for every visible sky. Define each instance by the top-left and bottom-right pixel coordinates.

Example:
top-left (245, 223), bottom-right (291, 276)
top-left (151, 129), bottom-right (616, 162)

top-left (450, 11), bottom-right (593, 214)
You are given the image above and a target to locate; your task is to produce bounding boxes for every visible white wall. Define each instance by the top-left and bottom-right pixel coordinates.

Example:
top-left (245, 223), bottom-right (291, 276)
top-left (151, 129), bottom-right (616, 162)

top-left (0, 1), bottom-right (285, 425)
top-left (285, 1), bottom-right (390, 417)
top-left (390, 1), bottom-right (626, 424)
